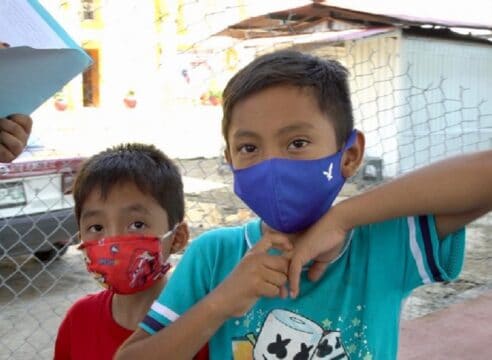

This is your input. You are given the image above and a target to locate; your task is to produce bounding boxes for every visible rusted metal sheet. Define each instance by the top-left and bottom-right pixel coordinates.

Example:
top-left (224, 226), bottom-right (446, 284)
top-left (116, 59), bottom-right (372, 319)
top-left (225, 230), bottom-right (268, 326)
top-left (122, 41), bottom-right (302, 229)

top-left (218, 2), bottom-right (492, 39)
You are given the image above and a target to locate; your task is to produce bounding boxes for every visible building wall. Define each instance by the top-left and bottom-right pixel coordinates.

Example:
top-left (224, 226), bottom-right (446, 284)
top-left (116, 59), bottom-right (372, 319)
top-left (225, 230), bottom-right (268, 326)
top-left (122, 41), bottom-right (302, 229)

top-left (342, 31), bottom-right (403, 177)
top-left (38, 0), bottom-right (88, 110)
top-left (398, 35), bottom-right (492, 172)
top-left (37, 0), bottom-right (269, 109)
top-left (330, 32), bottom-right (492, 177)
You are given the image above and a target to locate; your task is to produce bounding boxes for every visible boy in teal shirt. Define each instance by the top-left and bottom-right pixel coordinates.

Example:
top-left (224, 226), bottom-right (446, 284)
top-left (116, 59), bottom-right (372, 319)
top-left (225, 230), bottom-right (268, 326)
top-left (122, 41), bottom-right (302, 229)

top-left (116, 50), bottom-right (492, 359)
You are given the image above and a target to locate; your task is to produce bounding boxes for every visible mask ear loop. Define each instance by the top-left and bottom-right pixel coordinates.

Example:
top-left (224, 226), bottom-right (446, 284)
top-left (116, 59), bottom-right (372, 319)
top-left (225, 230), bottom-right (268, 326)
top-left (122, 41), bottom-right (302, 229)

top-left (157, 222), bottom-right (182, 276)
top-left (159, 222), bottom-right (181, 242)
top-left (342, 129), bottom-right (358, 151)
top-left (76, 230), bottom-right (86, 250)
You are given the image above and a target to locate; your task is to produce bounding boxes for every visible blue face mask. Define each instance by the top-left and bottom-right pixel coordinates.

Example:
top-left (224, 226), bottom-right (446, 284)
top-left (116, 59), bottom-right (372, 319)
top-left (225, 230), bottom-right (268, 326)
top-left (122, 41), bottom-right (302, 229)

top-left (232, 130), bottom-right (357, 233)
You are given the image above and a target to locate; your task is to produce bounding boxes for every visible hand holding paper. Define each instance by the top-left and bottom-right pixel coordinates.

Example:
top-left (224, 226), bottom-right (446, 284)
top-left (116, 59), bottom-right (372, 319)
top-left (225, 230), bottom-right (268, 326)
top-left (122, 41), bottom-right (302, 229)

top-left (0, 114), bottom-right (32, 162)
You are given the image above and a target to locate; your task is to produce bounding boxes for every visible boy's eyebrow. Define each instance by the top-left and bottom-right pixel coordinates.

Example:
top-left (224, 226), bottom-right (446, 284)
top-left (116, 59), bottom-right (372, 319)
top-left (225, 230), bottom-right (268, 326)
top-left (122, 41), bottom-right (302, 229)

top-left (232, 122), bottom-right (315, 140)
top-left (276, 122), bottom-right (315, 136)
top-left (80, 204), bottom-right (150, 222)
top-left (231, 129), bottom-right (261, 140)
top-left (80, 209), bottom-right (101, 222)
top-left (122, 203), bottom-right (151, 215)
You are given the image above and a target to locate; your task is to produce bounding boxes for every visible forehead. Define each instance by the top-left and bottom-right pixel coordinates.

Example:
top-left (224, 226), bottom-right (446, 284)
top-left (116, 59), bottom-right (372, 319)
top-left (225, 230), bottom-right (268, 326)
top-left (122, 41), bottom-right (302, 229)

top-left (81, 181), bottom-right (164, 216)
top-left (86, 181), bottom-right (144, 200)
top-left (228, 85), bottom-right (335, 141)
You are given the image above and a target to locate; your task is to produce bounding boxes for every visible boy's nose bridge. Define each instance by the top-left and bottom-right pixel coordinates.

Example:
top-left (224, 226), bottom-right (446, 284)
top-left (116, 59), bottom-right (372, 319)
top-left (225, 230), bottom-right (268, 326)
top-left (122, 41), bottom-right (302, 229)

top-left (105, 223), bottom-right (123, 237)
top-left (262, 145), bottom-right (284, 161)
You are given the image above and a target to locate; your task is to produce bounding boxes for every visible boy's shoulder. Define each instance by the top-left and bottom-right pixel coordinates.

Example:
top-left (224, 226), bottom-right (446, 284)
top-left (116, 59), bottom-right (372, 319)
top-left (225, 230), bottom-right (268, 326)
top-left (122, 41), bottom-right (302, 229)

top-left (165, 220), bottom-right (260, 292)
top-left (185, 219), bottom-right (261, 259)
top-left (64, 289), bottom-right (112, 319)
top-left (193, 218), bottom-right (260, 245)
top-left (355, 216), bottom-right (424, 236)
top-left (357, 214), bottom-right (458, 238)
top-left (348, 216), bottom-right (419, 252)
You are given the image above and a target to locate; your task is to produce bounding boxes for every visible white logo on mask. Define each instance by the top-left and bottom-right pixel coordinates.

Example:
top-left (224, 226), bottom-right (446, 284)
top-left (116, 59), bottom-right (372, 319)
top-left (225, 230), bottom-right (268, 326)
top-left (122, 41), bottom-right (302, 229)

top-left (323, 163), bottom-right (333, 181)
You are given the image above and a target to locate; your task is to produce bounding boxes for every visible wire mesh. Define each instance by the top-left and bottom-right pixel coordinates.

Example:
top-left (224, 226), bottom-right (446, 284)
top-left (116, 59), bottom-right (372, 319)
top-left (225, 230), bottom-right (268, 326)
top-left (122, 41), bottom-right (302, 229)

top-left (1, 1), bottom-right (491, 358)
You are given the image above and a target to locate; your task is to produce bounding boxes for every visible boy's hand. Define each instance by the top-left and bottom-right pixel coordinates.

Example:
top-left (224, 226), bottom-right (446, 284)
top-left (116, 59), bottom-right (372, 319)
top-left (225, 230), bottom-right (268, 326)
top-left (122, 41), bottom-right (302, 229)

top-left (0, 114), bottom-right (33, 163)
top-left (288, 210), bottom-right (349, 299)
top-left (214, 232), bottom-right (292, 317)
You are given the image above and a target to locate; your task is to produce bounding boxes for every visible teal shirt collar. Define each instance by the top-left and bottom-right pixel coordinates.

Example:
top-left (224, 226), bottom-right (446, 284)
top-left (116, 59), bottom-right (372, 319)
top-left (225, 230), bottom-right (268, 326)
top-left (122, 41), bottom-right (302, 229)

top-left (243, 217), bottom-right (354, 269)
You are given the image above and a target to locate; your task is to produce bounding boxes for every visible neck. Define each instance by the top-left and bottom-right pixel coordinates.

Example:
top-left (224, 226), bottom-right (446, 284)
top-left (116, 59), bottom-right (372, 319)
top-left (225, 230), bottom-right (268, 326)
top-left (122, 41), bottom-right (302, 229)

top-left (260, 220), bottom-right (347, 262)
top-left (111, 277), bottom-right (167, 330)
top-left (260, 221), bottom-right (298, 242)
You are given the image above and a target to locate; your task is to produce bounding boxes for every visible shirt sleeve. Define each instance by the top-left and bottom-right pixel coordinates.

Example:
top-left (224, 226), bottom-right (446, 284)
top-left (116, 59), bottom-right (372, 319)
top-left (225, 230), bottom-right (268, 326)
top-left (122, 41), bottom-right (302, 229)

top-left (194, 343), bottom-right (210, 360)
top-left (139, 233), bottom-right (214, 335)
top-left (402, 215), bottom-right (465, 295)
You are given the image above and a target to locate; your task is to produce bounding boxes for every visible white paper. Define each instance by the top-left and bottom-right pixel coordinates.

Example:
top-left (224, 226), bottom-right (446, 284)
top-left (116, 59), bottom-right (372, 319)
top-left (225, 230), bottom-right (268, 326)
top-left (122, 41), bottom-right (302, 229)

top-left (0, 0), bottom-right (92, 117)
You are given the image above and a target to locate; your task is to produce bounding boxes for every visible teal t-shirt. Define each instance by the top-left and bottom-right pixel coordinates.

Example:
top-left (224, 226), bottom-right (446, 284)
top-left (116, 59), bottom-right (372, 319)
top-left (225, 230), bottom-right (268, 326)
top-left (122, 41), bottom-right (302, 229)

top-left (141, 216), bottom-right (465, 360)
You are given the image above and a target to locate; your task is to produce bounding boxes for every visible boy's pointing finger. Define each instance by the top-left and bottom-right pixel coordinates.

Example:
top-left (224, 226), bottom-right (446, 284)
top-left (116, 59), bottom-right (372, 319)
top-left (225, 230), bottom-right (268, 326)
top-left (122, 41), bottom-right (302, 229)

top-left (250, 233), bottom-right (293, 255)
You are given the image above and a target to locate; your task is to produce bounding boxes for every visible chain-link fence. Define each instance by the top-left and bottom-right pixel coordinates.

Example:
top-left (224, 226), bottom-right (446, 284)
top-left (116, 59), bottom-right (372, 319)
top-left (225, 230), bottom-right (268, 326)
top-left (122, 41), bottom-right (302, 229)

top-left (1, 1), bottom-right (492, 359)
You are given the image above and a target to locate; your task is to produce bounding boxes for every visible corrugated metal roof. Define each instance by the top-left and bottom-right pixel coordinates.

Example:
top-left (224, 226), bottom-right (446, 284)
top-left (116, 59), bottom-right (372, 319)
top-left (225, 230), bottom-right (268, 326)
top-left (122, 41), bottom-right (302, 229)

top-left (218, 2), bottom-right (492, 40)
top-left (314, 1), bottom-right (492, 30)
top-left (239, 26), bottom-right (397, 47)
top-left (315, 0), bottom-right (492, 29)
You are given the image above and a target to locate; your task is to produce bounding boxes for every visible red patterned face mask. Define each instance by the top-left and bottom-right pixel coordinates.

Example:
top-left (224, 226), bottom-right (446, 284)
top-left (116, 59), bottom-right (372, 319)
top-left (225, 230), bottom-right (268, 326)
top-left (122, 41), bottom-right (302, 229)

top-left (78, 231), bottom-right (173, 294)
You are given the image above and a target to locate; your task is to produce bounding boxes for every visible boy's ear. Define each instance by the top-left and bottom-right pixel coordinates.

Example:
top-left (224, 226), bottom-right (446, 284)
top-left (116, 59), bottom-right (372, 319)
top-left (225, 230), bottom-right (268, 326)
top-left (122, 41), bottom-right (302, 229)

top-left (170, 222), bottom-right (190, 254)
top-left (341, 130), bottom-right (365, 178)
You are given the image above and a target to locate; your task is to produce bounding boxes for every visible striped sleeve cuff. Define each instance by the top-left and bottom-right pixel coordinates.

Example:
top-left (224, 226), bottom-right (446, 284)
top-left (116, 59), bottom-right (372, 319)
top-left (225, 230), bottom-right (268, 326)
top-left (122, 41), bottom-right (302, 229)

top-left (139, 301), bottom-right (180, 335)
top-left (408, 215), bottom-right (465, 284)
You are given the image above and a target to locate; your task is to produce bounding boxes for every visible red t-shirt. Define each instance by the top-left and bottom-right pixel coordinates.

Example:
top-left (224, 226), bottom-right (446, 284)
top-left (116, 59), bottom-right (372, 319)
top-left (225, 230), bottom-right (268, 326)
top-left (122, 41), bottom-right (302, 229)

top-left (54, 290), bottom-right (209, 359)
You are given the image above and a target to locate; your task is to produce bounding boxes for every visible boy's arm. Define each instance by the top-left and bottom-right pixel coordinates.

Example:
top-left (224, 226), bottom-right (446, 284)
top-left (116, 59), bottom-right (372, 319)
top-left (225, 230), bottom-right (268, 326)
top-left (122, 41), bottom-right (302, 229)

top-left (115, 234), bottom-right (291, 360)
top-left (116, 293), bottom-right (230, 360)
top-left (289, 149), bottom-right (492, 297)
top-left (341, 149), bottom-right (492, 236)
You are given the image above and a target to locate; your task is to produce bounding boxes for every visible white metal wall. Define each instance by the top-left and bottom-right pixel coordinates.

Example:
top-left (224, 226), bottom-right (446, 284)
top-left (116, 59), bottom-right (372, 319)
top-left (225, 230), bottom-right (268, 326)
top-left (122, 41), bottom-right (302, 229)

top-left (343, 31), bottom-right (403, 177)
top-left (398, 34), bottom-right (492, 172)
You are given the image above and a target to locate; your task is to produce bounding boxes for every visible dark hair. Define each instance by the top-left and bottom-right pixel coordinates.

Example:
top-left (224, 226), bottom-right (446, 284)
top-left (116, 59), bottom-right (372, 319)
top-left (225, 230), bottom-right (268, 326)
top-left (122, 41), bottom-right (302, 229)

top-left (72, 143), bottom-right (184, 228)
top-left (222, 50), bottom-right (354, 148)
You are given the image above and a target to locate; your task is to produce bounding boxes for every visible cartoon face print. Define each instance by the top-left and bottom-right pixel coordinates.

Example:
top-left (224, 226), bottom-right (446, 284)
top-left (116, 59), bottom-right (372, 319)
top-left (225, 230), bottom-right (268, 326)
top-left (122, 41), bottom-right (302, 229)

top-left (263, 334), bottom-right (317, 360)
top-left (266, 334), bottom-right (290, 358)
top-left (293, 343), bottom-right (314, 360)
top-left (251, 310), bottom-right (350, 360)
top-left (128, 249), bottom-right (157, 288)
top-left (312, 331), bottom-right (349, 359)
top-left (254, 310), bottom-right (322, 360)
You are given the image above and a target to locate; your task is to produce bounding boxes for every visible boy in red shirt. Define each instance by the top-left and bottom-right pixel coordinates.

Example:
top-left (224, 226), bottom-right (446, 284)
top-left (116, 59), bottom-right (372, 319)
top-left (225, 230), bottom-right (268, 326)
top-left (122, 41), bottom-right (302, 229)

top-left (54, 143), bottom-right (208, 359)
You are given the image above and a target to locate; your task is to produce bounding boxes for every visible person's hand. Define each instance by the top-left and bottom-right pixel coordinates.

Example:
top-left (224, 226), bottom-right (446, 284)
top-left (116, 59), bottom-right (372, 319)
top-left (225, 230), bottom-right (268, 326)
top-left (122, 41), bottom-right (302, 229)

top-left (213, 232), bottom-right (292, 318)
top-left (288, 207), bottom-right (349, 299)
top-left (0, 114), bottom-right (33, 163)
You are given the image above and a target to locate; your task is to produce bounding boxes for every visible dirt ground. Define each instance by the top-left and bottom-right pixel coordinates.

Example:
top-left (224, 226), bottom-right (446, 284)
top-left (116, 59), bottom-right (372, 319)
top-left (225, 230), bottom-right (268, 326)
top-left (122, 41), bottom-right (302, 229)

top-left (1, 162), bottom-right (491, 359)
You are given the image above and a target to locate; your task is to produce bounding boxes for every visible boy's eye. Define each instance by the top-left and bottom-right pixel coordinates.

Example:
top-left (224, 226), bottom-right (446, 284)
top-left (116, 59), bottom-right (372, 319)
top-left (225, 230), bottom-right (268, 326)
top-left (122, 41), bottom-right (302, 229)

top-left (288, 139), bottom-right (310, 150)
top-left (238, 144), bottom-right (257, 154)
top-left (129, 221), bottom-right (146, 230)
top-left (87, 224), bottom-right (103, 233)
